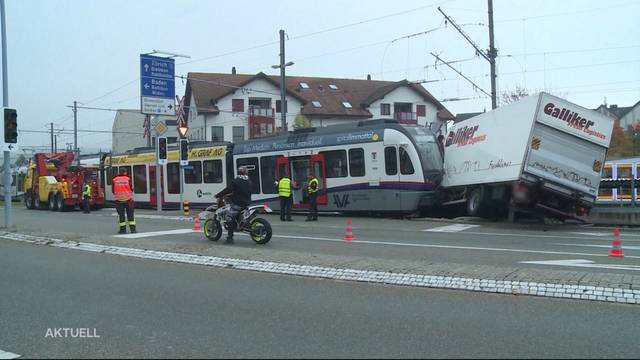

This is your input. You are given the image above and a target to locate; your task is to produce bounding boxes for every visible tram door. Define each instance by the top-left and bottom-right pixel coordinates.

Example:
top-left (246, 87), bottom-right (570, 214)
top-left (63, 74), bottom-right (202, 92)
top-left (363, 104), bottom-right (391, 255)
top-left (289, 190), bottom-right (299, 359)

top-left (275, 155), bottom-right (327, 208)
top-left (310, 154), bottom-right (327, 205)
top-left (149, 165), bottom-right (165, 208)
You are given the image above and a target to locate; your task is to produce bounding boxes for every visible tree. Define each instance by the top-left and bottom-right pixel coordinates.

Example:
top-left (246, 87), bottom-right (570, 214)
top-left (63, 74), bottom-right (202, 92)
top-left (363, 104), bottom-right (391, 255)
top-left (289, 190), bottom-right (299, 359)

top-left (500, 86), bottom-right (567, 106)
top-left (292, 114), bottom-right (311, 130)
top-left (14, 154), bottom-right (27, 167)
top-left (500, 85), bottom-right (530, 105)
top-left (607, 119), bottom-right (633, 159)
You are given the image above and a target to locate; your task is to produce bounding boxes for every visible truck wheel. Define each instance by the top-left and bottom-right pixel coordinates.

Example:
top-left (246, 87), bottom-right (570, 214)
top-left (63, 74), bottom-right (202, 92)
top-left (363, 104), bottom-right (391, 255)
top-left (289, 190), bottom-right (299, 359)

top-left (48, 193), bottom-right (58, 211)
top-left (466, 188), bottom-right (483, 217)
top-left (56, 193), bottom-right (67, 212)
top-left (25, 191), bottom-right (34, 209)
top-left (34, 195), bottom-right (42, 209)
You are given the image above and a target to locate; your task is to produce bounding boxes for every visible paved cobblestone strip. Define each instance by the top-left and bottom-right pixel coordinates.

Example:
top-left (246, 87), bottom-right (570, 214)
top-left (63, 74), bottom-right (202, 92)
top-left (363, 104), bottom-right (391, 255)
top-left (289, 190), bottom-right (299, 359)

top-left (2, 232), bottom-right (639, 305)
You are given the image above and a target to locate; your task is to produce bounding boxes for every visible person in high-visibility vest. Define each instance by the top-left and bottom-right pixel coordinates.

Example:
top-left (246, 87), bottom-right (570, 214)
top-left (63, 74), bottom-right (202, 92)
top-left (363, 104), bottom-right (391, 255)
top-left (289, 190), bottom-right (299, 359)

top-left (305, 175), bottom-right (319, 221)
top-left (276, 173), bottom-right (293, 221)
top-left (112, 168), bottom-right (136, 234)
top-left (82, 180), bottom-right (92, 214)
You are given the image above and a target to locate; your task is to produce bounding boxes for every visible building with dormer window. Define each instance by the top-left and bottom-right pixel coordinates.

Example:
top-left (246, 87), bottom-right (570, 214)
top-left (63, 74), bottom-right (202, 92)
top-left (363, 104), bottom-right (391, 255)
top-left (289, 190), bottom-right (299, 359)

top-left (183, 70), bottom-right (454, 143)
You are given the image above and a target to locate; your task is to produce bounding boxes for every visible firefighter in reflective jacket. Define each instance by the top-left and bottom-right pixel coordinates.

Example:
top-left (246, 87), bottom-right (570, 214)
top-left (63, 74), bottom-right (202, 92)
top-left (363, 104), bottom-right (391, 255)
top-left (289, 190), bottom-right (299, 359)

top-left (276, 173), bottom-right (293, 221)
top-left (112, 168), bottom-right (136, 234)
top-left (305, 175), bottom-right (319, 221)
top-left (82, 181), bottom-right (91, 214)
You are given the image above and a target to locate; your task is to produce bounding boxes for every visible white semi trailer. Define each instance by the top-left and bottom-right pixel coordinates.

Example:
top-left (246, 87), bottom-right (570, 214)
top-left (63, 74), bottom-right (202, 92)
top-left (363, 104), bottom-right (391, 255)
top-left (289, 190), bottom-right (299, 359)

top-left (441, 92), bottom-right (614, 221)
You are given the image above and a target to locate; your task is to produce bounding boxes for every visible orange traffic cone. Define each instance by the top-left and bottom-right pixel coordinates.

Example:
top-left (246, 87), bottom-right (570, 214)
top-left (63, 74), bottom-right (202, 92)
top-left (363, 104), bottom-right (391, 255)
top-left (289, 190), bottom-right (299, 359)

top-left (343, 218), bottom-right (355, 241)
top-left (192, 216), bottom-right (202, 231)
top-left (608, 227), bottom-right (624, 258)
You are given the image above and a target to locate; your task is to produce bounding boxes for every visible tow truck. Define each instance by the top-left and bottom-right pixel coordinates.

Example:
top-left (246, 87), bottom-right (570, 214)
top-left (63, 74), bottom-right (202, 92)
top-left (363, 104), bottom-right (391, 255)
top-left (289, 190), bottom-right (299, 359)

top-left (23, 152), bottom-right (105, 211)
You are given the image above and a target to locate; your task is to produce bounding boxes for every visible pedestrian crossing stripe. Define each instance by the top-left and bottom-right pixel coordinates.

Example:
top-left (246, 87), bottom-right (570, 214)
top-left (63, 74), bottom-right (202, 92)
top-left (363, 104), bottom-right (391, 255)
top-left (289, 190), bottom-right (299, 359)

top-left (424, 224), bottom-right (480, 232)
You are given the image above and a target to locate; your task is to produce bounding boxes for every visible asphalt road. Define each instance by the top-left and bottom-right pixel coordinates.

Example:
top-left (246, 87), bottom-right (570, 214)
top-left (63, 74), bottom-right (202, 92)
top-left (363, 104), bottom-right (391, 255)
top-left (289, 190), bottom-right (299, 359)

top-left (1, 240), bottom-right (639, 359)
top-left (6, 206), bottom-right (640, 276)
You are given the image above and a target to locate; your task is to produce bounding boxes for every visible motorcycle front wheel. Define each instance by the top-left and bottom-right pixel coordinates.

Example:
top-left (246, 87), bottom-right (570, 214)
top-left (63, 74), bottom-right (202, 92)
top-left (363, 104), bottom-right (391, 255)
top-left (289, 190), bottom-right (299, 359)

top-left (249, 217), bottom-right (272, 244)
top-left (203, 218), bottom-right (222, 242)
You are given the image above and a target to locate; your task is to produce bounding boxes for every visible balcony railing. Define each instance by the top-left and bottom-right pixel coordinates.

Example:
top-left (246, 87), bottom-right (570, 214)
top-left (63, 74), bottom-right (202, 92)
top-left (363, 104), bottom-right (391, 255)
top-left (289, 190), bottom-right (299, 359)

top-left (249, 106), bottom-right (276, 139)
top-left (394, 112), bottom-right (417, 124)
top-left (249, 106), bottom-right (275, 118)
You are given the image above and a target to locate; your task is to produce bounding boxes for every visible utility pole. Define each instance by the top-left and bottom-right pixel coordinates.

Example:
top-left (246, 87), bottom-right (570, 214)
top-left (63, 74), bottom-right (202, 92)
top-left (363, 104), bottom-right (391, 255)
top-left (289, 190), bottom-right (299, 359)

top-left (54, 135), bottom-right (57, 152)
top-left (73, 100), bottom-right (79, 165)
top-left (438, 1), bottom-right (498, 109)
top-left (279, 29), bottom-right (286, 131)
top-left (488, 0), bottom-right (497, 109)
top-left (50, 122), bottom-right (54, 153)
top-left (1, 0), bottom-right (11, 227)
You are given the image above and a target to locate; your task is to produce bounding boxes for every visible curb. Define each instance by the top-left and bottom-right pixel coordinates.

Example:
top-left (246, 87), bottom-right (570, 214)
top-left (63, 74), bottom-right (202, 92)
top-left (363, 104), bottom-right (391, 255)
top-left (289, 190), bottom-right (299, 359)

top-left (2, 231), bottom-right (638, 306)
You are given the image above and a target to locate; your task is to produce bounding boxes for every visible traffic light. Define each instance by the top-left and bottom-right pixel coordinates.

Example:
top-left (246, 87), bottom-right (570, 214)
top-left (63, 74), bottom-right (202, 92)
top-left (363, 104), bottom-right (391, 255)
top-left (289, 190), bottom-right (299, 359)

top-left (158, 137), bottom-right (167, 161)
top-left (180, 139), bottom-right (189, 162)
top-left (3, 108), bottom-right (17, 144)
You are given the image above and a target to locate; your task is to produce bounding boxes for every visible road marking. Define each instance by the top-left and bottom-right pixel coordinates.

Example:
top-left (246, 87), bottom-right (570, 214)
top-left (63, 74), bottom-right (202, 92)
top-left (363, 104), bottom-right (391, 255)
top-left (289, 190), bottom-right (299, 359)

top-left (570, 232), bottom-right (640, 238)
top-left (271, 234), bottom-right (640, 259)
top-left (424, 224), bottom-right (480, 232)
top-left (113, 229), bottom-right (197, 239)
top-left (0, 350), bottom-right (20, 359)
top-left (570, 232), bottom-right (610, 237)
top-left (431, 230), bottom-right (640, 242)
top-left (555, 243), bottom-right (640, 251)
top-left (110, 213), bottom-right (193, 222)
top-left (521, 259), bottom-right (640, 271)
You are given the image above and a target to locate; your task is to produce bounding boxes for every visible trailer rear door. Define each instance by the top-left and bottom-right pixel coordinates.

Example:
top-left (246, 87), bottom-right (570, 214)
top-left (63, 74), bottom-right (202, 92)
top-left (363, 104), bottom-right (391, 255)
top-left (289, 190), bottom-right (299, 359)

top-left (523, 123), bottom-right (606, 200)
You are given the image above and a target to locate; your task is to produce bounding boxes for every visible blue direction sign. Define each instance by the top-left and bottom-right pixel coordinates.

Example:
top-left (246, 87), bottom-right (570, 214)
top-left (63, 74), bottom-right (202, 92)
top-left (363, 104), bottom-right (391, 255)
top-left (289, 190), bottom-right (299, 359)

top-left (140, 54), bottom-right (176, 115)
top-left (140, 54), bottom-right (175, 98)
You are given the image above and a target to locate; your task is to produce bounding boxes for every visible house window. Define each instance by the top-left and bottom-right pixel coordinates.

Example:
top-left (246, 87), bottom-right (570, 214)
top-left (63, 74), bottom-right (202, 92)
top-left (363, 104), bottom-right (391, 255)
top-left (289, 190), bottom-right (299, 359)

top-left (417, 105), bottom-right (426, 117)
top-left (342, 101), bottom-right (352, 109)
top-left (329, 84), bottom-right (339, 90)
top-left (211, 126), bottom-right (224, 142)
top-left (312, 101), bottom-right (322, 108)
top-left (249, 98), bottom-right (271, 109)
top-left (299, 82), bottom-right (310, 89)
top-left (233, 126), bottom-right (244, 143)
top-left (232, 99), bottom-right (244, 112)
top-left (276, 100), bottom-right (287, 113)
top-left (381, 103), bottom-right (390, 116)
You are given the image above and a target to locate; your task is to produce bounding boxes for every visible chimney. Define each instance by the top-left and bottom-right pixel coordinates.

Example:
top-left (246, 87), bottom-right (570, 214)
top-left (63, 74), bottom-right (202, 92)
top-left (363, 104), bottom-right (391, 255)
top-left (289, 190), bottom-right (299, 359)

top-left (610, 104), bottom-right (618, 109)
top-left (232, 66), bottom-right (236, 75)
top-left (367, 74), bottom-right (371, 81)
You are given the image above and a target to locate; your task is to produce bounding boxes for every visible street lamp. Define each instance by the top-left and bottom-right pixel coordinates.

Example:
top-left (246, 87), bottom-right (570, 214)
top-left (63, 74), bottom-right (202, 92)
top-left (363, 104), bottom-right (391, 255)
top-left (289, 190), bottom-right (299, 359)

top-left (505, 54), bottom-right (526, 88)
top-left (271, 61), bottom-right (294, 132)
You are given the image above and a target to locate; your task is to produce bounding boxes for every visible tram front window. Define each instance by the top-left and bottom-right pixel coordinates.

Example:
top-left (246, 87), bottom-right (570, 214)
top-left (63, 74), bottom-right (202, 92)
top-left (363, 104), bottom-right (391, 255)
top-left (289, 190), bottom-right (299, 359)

top-left (406, 127), bottom-right (443, 172)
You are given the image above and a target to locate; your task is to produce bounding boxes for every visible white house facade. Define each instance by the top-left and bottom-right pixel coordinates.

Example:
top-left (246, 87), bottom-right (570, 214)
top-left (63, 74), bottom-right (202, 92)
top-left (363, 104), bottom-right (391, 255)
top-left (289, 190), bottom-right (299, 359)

top-left (111, 110), bottom-right (178, 154)
top-left (183, 71), bottom-right (454, 143)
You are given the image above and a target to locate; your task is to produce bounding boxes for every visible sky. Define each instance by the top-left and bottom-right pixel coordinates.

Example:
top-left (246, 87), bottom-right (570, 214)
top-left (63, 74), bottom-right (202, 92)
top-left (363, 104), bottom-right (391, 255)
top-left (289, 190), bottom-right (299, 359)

top-left (5, 0), bottom-right (640, 154)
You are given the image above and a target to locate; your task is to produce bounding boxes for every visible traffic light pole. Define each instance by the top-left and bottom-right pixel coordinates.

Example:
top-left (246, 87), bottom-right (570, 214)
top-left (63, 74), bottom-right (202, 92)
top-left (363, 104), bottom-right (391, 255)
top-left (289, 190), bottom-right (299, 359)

top-left (1, 0), bottom-right (12, 228)
top-left (154, 115), bottom-right (162, 212)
